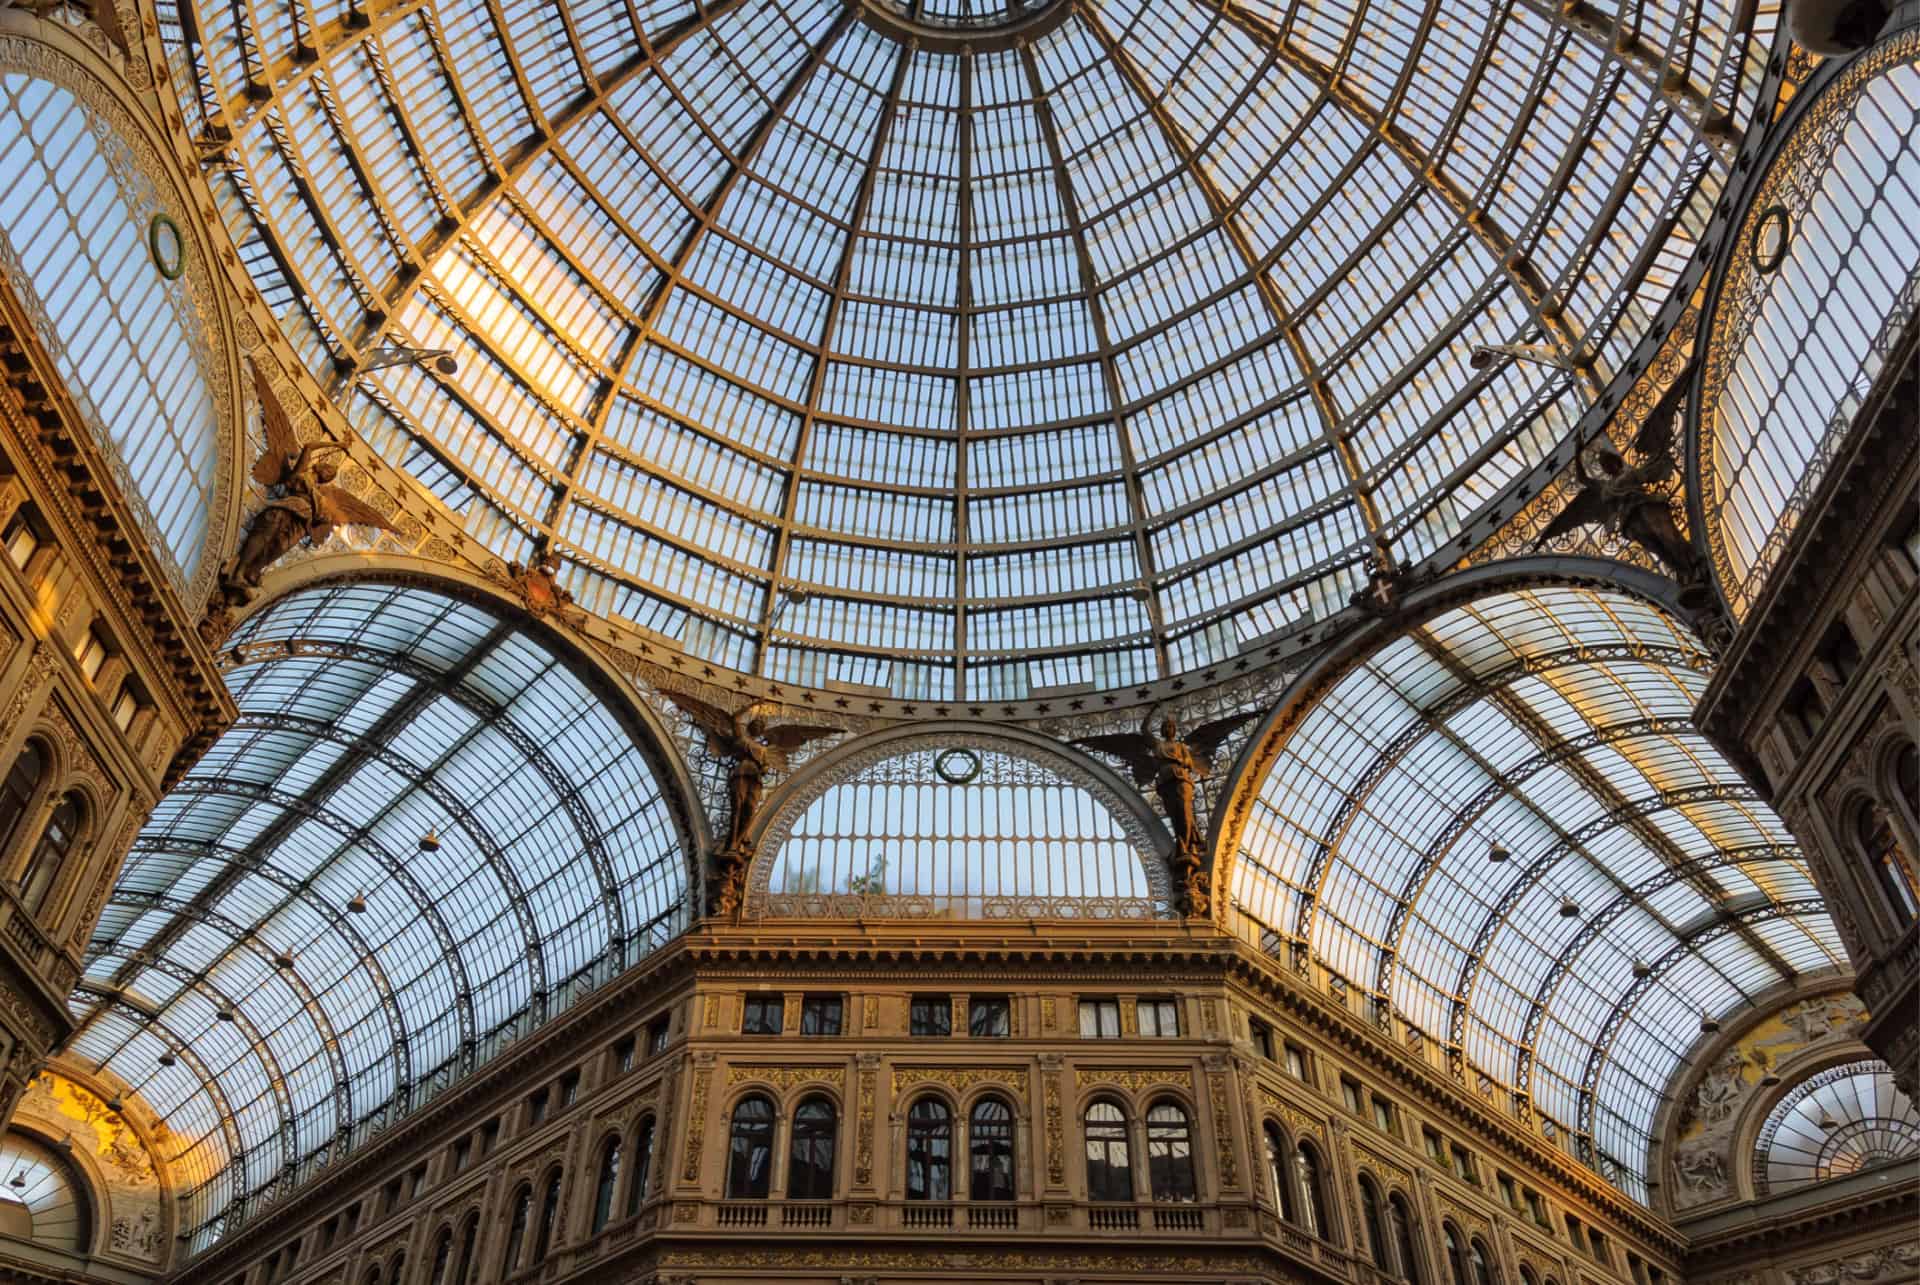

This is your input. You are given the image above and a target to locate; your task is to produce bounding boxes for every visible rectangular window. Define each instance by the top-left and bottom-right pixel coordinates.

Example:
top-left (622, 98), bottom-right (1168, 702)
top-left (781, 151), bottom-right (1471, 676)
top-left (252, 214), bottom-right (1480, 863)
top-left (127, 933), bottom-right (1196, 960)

top-left (1370, 1096), bottom-right (1396, 1134)
top-left (743, 996), bottom-right (783, 1035)
top-left (1078, 999), bottom-right (1122, 1038)
top-left (408, 1165), bottom-right (426, 1197)
top-left (452, 1137), bottom-right (472, 1173)
top-left (647, 1015), bottom-right (671, 1055)
top-left (479, 1120), bottom-right (499, 1158)
top-left (1423, 1127), bottom-right (1445, 1162)
top-left (320, 1216), bottom-right (337, 1250)
top-left (1341, 1076), bottom-right (1365, 1114)
top-left (1628, 1253), bottom-right (1648, 1285)
top-left (382, 1177), bottom-right (402, 1213)
top-left (559, 1070), bottom-right (580, 1107)
top-left (1138, 998), bottom-right (1180, 1037)
top-left (1589, 1230), bottom-right (1612, 1265)
top-left (527, 1089), bottom-right (549, 1126)
top-left (110, 683), bottom-right (141, 732)
top-left (911, 995), bottom-right (952, 1036)
top-left (1566, 1214), bottom-right (1587, 1250)
top-left (75, 628), bottom-right (108, 681)
top-left (1497, 1173), bottom-right (1518, 1209)
top-left (1283, 1042), bottom-right (1309, 1081)
top-left (1525, 1189), bottom-right (1548, 1227)
top-left (2, 511), bottom-right (39, 570)
top-left (969, 996), bottom-right (1011, 1037)
top-left (343, 1202), bottom-right (360, 1236)
top-left (612, 1036), bottom-right (636, 1073)
top-left (801, 995), bottom-right (844, 1035)
top-left (1650, 1265), bottom-right (1668, 1285)
top-left (1450, 1144), bottom-right (1477, 1183)
top-left (1248, 1018), bottom-right (1274, 1060)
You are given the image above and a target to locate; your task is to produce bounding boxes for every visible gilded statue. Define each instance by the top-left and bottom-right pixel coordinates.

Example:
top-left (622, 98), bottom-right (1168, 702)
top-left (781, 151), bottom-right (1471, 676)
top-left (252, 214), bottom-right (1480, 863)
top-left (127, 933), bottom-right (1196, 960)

top-left (1073, 708), bottom-right (1258, 916)
top-left (662, 694), bottom-right (838, 916)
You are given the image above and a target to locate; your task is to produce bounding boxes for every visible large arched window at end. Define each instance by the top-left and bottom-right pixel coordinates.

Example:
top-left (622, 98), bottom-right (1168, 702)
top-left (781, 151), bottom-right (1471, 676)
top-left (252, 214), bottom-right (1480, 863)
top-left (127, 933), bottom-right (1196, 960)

top-left (626, 1116), bottom-right (656, 1217)
top-left (532, 1171), bottom-right (561, 1264)
top-left (0, 1130), bottom-right (94, 1252)
top-left (0, 740), bottom-right (45, 863)
top-left (1263, 1123), bottom-right (1297, 1221)
top-left (1146, 1102), bottom-right (1197, 1203)
top-left (1085, 1100), bottom-right (1132, 1202)
top-left (1390, 1192), bottom-right (1425, 1285)
top-left (1295, 1139), bottom-right (1332, 1240)
top-left (787, 1096), bottom-right (837, 1200)
top-left (1857, 800), bottom-right (1919, 923)
top-left (1445, 1222), bottom-right (1470, 1285)
top-left (17, 790), bottom-right (81, 915)
top-left (1360, 1174), bottom-right (1390, 1270)
top-left (590, 1135), bottom-right (621, 1233)
top-left (969, 1097), bottom-right (1015, 1201)
top-left (906, 1098), bottom-right (953, 1201)
top-left (501, 1186), bottom-right (531, 1275)
top-left (726, 1096), bottom-right (775, 1199)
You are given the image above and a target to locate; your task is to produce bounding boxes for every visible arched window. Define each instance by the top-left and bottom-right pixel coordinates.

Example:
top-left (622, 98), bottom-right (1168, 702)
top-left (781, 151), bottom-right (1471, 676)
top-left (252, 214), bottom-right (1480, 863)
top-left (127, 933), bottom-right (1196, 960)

top-left (1360, 1175), bottom-right (1390, 1270)
top-left (1146, 1102), bottom-right (1197, 1202)
top-left (1390, 1193), bottom-right (1424, 1285)
top-left (1858, 800), bottom-right (1919, 922)
top-left (1521, 1266), bottom-right (1540, 1285)
top-left (0, 741), bottom-right (44, 861)
top-left (532, 1171), bottom-right (561, 1263)
top-left (387, 1253), bottom-right (404, 1285)
top-left (726, 1096), bottom-right (775, 1199)
top-left (362, 1269), bottom-right (380, 1285)
top-left (591, 1135), bottom-right (621, 1233)
top-left (501, 1186), bottom-right (531, 1274)
top-left (17, 790), bottom-right (79, 914)
top-left (1445, 1222), bottom-right (1470, 1285)
top-left (1085, 1100), bottom-right (1132, 1202)
top-left (426, 1227), bottom-right (453, 1285)
top-left (787, 1096), bottom-right (837, 1200)
top-left (0, 1128), bottom-right (93, 1251)
top-left (1264, 1123), bottom-right (1297, 1222)
top-left (627, 1116), bottom-right (655, 1216)
top-left (453, 1214), bottom-right (478, 1285)
top-left (1469, 1237), bottom-right (1497, 1285)
top-left (906, 1098), bottom-right (952, 1201)
top-left (969, 1097), bottom-right (1015, 1201)
top-left (1296, 1139), bottom-right (1331, 1239)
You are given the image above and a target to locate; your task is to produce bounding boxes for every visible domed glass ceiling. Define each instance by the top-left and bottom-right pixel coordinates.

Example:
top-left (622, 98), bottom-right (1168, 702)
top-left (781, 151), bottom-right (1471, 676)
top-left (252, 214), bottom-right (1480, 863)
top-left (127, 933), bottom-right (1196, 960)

top-left (165, 0), bottom-right (1769, 699)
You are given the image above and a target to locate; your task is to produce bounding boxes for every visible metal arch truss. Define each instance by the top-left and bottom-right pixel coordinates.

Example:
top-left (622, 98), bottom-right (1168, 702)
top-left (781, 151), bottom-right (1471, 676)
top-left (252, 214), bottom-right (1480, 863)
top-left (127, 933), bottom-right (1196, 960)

top-left (1573, 897), bottom-right (1828, 1162)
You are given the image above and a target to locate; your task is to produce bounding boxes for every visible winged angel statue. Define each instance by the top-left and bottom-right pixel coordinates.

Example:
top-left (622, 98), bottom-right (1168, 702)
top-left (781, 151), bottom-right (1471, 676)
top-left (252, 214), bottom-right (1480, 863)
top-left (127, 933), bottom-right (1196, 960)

top-left (225, 366), bottom-right (398, 598)
top-left (1073, 709), bottom-right (1258, 916)
top-left (664, 694), bottom-right (838, 917)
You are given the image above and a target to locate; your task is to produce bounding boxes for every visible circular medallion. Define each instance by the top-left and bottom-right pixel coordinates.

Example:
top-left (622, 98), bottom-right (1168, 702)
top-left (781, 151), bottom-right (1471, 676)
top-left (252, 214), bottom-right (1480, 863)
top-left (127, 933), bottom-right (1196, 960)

top-left (934, 747), bottom-right (982, 784)
top-left (1749, 205), bottom-right (1791, 275)
top-left (148, 213), bottom-right (185, 280)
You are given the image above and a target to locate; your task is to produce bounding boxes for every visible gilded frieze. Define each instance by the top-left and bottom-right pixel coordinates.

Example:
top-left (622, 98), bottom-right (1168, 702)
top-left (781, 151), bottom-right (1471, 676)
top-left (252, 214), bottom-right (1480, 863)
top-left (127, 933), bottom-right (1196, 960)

top-left (1043, 1070), bottom-right (1065, 1187)
top-left (1075, 1067), bottom-right (1193, 1094)
top-left (891, 1066), bottom-right (1026, 1096)
top-left (724, 1065), bottom-right (845, 1091)
top-left (1257, 1086), bottom-right (1326, 1141)
top-left (681, 1062), bottom-right (712, 1183)
top-left (1208, 1068), bottom-right (1240, 1189)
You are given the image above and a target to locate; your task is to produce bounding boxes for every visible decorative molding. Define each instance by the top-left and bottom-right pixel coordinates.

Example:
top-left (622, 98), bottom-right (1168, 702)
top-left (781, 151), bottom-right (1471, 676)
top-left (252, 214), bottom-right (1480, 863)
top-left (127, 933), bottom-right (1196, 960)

top-left (1257, 1087), bottom-right (1328, 1143)
top-left (1043, 1068), bottom-right (1065, 1187)
top-left (1074, 1067), bottom-right (1192, 1095)
top-left (680, 1062), bottom-right (712, 1184)
top-left (854, 1062), bottom-right (877, 1188)
top-left (723, 1065), bottom-right (844, 1092)
top-left (1208, 1068), bottom-right (1240, 1190)
top-left (891, 1066), bottom-right (1026, 1097)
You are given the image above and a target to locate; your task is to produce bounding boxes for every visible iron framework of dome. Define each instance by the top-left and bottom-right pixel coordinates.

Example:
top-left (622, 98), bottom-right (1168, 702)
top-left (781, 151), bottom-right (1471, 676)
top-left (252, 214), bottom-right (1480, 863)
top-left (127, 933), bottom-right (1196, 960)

top-left (165, 0), bottom-right (1771, 700)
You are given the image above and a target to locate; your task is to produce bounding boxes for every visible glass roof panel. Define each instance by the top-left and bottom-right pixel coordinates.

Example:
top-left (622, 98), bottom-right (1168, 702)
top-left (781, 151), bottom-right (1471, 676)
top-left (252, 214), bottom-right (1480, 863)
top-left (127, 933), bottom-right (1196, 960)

top-left (69, 582), bottom-right (690, 1251)
top-left (1228, 584), bottom-right (1843, 1197)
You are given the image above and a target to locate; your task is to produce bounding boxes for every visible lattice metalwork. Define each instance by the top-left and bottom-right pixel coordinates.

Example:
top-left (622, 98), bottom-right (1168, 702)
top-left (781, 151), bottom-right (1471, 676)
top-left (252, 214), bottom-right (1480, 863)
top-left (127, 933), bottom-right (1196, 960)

top-left (157, 0), bottom-right (1772, 697)
top-left (65, 582), bottom-right (691, 1250)
top-left (1753, 1060), bottom-right (1920, 1195)
top-left (1227, 583), bottom-right (1843, 1198)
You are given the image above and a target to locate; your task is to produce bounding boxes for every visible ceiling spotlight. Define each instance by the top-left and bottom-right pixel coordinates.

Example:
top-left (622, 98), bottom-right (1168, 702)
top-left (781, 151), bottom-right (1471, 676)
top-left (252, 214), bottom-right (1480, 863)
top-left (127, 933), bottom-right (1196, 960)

top-left (1557, 897), bottom-right (1580, 918)
top-left (1631, 960), bottom-right (1653, 980)
top-left (158, 1053), bottom-right (176, 1068)
top-left (347, 891), bottom-right (368, 914)
top-left (217, 1008), bottom-right (237, 1023)
top-left (8, 1171), bottom-right (24, 1190)
top-left (107, 1096), bottom-right (124, 1113)
top-left (1699, 1013), bottom-right (1721, 1034)
top-left (1760, 1073), bottom-right (1782, 1086)
top-left (1819, 1115), bottom-right (1840, 1131)
top-left (274, 953), bottom-right (296, 970)
top-left (418, 829), bottom-right (441, 853)
top-left (1487, 843), bottom-right (1511, 864)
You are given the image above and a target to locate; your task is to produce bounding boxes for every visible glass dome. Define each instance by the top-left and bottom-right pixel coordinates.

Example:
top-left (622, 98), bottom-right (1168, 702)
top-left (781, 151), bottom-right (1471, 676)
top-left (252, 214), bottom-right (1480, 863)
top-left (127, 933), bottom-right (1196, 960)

top-left (166, 0), bottom-right (1767, 698)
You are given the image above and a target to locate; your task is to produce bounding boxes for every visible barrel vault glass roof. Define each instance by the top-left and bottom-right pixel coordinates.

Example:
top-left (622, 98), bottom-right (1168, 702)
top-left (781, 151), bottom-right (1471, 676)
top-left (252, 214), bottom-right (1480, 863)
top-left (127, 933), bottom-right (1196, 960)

top-left (66, 583), bottom-right (689, 1249)
top-left (1228, 584), bottom-right (1844, 1198)
top-left (161, 0), bottom-right (1775, 698)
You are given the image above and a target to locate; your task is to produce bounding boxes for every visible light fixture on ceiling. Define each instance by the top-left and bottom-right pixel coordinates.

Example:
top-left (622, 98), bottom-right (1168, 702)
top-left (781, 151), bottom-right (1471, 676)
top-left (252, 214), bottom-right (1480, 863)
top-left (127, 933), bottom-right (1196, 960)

top-left (106, 1096), bottom-right (124, 1113)
top-left (1699, 1011), bottom-right (1721, 1034)
top-left (1631, 960), bottom-right (1653, 980)
top-left (418, 829), bottom-right (441, 853)
top-left (7, 1171), bottom-right (24, 1190)
top-left (347, 891), bottom-right (368, 914)
top-left (1819, 1114), bottom-right (1841, 1131)
top-left (1487, 843), bottom-right (1511, 864)
top-left (1557, 897), bottom-right (1580, 918)
top-left (158, 1053), bottom-right (176, 1068)
top-left (217, 1008), bottom-right (237, 1023)
top-left (273, 953), bottom-right (295, 970)
top-left (1760, 1073), bottom-right (1782, 1086)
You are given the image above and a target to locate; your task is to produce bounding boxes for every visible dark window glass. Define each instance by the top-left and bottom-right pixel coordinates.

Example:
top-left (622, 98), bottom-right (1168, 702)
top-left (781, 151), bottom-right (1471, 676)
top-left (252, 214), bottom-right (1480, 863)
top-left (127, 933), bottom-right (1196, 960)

top-left (726, 1096), bottom-right (775, 1198)
top-left (1085, 1101), bottom-right (1132, 1202)
top-left (591, 1136), bottom-right (621, 1232)
top-left (968, 996), bottom-right (1010, 1037)
top-left (905, 1098), bottom-right (952, 1200)
top-left (1297, 1141), bottom-right (1331, 1238)
top-left (19, 790), bottom-right (79, 914)
top-left (647, 1016), bottom-right (671, 1055)
top-left (1078, 999), bottom-right (1121, 1038)
top-left (969, 1097), bottom-right (1015, 1200)
top-left (1446, 1223), bottom-right (1469, 1285)
top-left (743, 997), bottom-right (783, 1035)
top-left (1249, 1019), bottom-right (1274, 1060)
top-left (1469, 1239), bottom-right (1497, 1285)
top-left (1361, 1177), bottom-right (1390, 1269)
top-left (0, 743), bottom-right (44, 860)
top-left (533, 1173), bottom-right (561, 1262)
top-left (1391, 1195), bottom-right (1424, 1285)
top-left (559, 1071), bottom-right (580, 1106)
top-left (527, 1089), bottom-right (548, 1126)
top-left (787, 1096), bottom-right (837, 1199)
top-left (452, 1216), bottom-right (478, 1285)
top-left (801, 995), bottom-right (843, 1035)
top-left (626, 1117), bottom-right (655, 1217)
top-left (612, 1037), bottom-right (635, 1073)
top-left (910, 996), bottom-right (952, 1036)
top-left (1265, 1124), bottom-right (1296, 1222)
top-left (1146, 1103), bottom-right (1197, 1202)
top-left (1859, 802), bottom-right (1919, 919)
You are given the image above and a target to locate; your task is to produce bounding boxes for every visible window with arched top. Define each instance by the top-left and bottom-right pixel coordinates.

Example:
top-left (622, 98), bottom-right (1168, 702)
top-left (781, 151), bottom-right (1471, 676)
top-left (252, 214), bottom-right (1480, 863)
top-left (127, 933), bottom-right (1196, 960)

top-left (1521, 1266), bottom-right (1540, 1285)
top-left (1085, 1100), bottom-right (1132, 1202)
top-left (626, 1116), bottom-right (655, 1217)
top-left (532, 1171), bottom-right (561, 1264)
top-left (17, 790), bottom-right (80, 915)
top-left (1856, 800), bottom-right (1919, 923)
top-left (0, 1130), bottom-right (94, 1252)
top-left (0, 740), bottom-right (44, 862)
top-left (1445, 1222), bottom-right (1469, 1285)
top-left (1146, 1102), bottom-right (1197, 1202)
top-left (726, 1096), bottom-right (775, 1199)
top-left (787, 1096), bottom-right (837, 1200)
top-left (1360, 1174), bottom-right (1390, 1270)
top-left (906, 1098), bottom-right (952, 1201)
top-left (1390, 1192), bottom-right (1424, 1285)
top-left (969, 1097), bottom-right (1015, 1201)
top-left (1296, 1139), bottom-right (1332, 1239)
top-left (1469, 1237), bottom-right (1497, 1285)
top-left (590, 1135), bottom-right (621, 1233)
top-left (426, 1227), bottom-right (454, 1285)
top-left (452, 1215), bottom-right (477, 1285)
top-left (501, 1186), bottom-right (531, 1275)
top-left (1264, 1123), bottom-right (1296, 1222)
